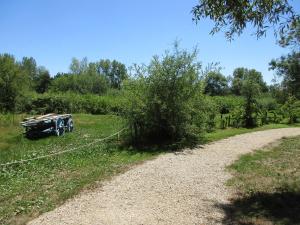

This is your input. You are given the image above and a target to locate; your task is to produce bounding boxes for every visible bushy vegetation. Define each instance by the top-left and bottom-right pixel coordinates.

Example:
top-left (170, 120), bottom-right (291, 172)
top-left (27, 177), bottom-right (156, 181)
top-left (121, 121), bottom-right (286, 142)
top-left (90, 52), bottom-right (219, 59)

top-left (122, 45), bottom-right (212, 144)
top-left (1, 39), bottom-right (300, 146)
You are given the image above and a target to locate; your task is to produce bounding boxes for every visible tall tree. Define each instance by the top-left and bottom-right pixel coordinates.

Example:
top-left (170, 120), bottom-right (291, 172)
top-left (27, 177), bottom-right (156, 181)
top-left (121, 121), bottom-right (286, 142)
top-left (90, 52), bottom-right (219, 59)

top-left (232, 68), bottom-right (267, 95)
top-left (192, 0), bottom-right (299, 40)
top-left (35, 66), bottom-right (51, 93)
top-left (242, 75), bottom-right (261, 127)
top-left (269, 52), bottom-right (300, 99)
top-left (98, 59), bottom-right (127, 89)
top-left (0, 54), bottom-right (24, 112)
top-left (21, 56), bottom-right (37, 88)
top-left (69, 58), bottom-right (81, 74)
top-left (204, 71), bottom-right (229, 96)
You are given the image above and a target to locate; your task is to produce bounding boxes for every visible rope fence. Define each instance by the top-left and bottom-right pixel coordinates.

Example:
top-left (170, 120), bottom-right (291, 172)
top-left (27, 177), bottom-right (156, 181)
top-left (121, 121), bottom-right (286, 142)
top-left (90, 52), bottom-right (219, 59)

top-left (0, 127), bottom-right (127, 167)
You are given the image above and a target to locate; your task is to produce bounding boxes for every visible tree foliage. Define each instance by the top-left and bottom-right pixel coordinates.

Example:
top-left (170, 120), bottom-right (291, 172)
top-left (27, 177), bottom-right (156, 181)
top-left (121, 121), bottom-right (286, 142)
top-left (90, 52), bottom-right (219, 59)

top-left (232, 67), bottom-right (267, 95)
top-left (269, 52), bottom-right (300, 99)
top-left (0, 54), bottom-right (26, 112)
top-left (192, 0), bottom-right (299, 40)
top-left (123, 45), bottom-right (212, 144)
top-left (279, 18), bottom-right (300, 50)
top-left (52, 58), bottom-right (128, 94)
top-left (98, 59), bottom-right (128, 89)
top-left (282, 95), bottom-right (300, 123)
top-left (35, 67), bottom-right (52, 93)
top-left (241, 75), bottom-right (261, 127)
top-left (204, 71), bottom-right (229, 96)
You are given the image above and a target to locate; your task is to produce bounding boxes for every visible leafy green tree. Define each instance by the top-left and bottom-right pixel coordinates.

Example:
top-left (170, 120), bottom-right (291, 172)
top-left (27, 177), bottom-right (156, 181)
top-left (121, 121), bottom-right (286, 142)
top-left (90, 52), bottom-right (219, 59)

top-left (192, 0), bottom-right (299, 40)
top-left (123, 44), bottom-right (211, 144)
top-left (35, 66), bottom-right (51, 93)
top-left (279, 18), bottom-right (300, 49)
top-left (0, 54), bottom-right (25, 112)
top-left (282, 95), bottom-right (300, 123)
top-left (51, 72), bottom-right (108, 95)
top-left (232, 68), bottom-right (267, 95)
top-left (21, 56), bottom-right (37, 88)
top-left (241, 76), bottom-right (261, 127)
top-left (204, 71), bottom-right (229, 96)
top-left (268, 83), bottom-right (286, 103)
top-left (269, 18), bottom-right (299, 100)
top-left (69, 57), bottom-right (88, 75)
top-left (51, 58), bottom-right (109, 95)
top-left (269, 52), bottom-right (300, 99)
top-left (98, 59), bottom-right (127, 89)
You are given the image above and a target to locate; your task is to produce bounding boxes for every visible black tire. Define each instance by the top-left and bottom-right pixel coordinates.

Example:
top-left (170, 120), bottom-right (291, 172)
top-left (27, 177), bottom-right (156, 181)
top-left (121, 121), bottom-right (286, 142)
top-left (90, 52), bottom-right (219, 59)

top-left (55, 118), bottom-right (65, 136)
top-left (66, 118), bottom-right (74, 132)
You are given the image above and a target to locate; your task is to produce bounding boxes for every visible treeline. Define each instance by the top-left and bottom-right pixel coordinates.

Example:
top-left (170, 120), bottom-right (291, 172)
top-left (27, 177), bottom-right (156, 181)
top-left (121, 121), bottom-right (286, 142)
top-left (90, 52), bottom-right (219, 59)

top-left (0, 54), bottom-right (127, 112)
top-left (0, 40), bottom-right (299, 145)
top-left (121, 44), bottom-right (300, 144)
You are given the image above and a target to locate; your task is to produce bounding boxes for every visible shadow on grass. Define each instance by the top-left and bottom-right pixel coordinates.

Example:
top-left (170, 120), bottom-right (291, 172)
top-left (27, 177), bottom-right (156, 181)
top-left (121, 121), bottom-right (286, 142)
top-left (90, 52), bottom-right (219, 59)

top-left (217, 191), bottom-right (300, 225)
top-left (25, 132), bottom-right (54, 140)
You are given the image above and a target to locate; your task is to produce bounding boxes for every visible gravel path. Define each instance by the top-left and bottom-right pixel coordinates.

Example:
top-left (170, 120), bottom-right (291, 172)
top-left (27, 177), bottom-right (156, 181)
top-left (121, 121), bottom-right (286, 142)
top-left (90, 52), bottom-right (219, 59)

top-left (28, 128), bottom-right (300, 225)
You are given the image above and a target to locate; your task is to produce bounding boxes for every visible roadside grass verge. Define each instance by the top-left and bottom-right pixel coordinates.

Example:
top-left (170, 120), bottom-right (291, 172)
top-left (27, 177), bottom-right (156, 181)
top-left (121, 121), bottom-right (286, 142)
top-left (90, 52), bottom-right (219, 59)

top-left (225, 136), bottom-right (300, 225)
top-left (204, 123), bottom-right (299, 143)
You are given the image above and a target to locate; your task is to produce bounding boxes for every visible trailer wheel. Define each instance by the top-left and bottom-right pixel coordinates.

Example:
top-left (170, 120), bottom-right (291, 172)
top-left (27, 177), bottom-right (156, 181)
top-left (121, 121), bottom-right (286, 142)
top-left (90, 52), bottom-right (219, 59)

top-left (66, 118), bottom-right (74, 132)
top-left (55, 118), bottom-right (65, 136)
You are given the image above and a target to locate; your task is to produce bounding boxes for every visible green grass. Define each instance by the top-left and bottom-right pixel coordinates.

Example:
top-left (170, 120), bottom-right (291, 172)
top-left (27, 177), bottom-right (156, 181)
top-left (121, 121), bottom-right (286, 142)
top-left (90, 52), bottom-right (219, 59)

top-left (0, 114), bottom-right (298, 225)
top-left (0, 114), bottom-right (159, 225)
top-left (204, 123), bottom-right (299, 143)
top-left (225, 136), bottom-right (300, 225)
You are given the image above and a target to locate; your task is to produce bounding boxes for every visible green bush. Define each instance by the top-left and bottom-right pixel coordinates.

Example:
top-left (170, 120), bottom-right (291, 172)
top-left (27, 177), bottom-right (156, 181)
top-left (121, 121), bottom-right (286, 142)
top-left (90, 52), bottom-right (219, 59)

top-left (122, 45), bottom-right (215, 145)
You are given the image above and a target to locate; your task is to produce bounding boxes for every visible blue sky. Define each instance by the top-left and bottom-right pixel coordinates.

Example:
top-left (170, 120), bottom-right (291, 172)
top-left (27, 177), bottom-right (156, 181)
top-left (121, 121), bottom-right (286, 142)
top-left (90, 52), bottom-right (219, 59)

top-left (0, 0), bottom-right (298, 83)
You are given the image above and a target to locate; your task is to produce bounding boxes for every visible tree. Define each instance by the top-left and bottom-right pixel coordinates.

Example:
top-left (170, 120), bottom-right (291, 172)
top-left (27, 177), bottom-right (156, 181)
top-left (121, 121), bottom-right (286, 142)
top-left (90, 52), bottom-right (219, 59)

top-left (269, 52), bottom-right (300, 99)
top-left (69, 58), bottom-right (81, 74)
top-left (282, 95), bottom-right (300, 123)
top-left (0, 54), bottom-right (24, 112)
top-left (35, 66), bottom-right (51, 93)
top-left (123, 44), bottom-right (211, 144)
top-left (98, 59), bottom-right (128, 89)
top-left (232, 68), bottom-right (267, 95)
top-left (279, 18), bottom-right (300, 49)
top-left (241, 76), bottom-right (261, 127)
top-left (192, 0), bottom-right (299, 40)
top-left (21, 56), bottom-right (37, 88)
top-left (204, 71), bottom-right (229, 95)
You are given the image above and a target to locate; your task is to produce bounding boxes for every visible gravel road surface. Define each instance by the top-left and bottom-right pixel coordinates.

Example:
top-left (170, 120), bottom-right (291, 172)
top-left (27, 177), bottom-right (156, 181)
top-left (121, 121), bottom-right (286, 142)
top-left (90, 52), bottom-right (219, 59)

top-left (28, 128), bottom-right (300, 225)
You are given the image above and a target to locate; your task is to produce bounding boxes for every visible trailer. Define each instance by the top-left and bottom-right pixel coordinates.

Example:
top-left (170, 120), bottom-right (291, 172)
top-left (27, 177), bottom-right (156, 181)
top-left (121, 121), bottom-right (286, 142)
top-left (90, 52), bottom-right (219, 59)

top-left (21, 113), bottom-right (74, 138)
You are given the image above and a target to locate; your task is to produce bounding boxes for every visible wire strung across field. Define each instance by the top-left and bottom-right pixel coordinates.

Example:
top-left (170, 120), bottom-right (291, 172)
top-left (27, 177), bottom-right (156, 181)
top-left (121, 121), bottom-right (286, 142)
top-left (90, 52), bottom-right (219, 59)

top-left (0, 127), bottom-right (127, 167)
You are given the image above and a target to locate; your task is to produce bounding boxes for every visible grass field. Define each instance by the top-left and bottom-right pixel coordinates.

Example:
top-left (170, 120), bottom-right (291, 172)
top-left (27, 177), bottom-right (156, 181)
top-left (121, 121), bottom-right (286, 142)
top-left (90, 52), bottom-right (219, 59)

top-left (226, 136), bottom-right (300, 225)
top-left (0, 114), bottom-right (160, 225)
top-left (0, 114), bottom-right (298, 225)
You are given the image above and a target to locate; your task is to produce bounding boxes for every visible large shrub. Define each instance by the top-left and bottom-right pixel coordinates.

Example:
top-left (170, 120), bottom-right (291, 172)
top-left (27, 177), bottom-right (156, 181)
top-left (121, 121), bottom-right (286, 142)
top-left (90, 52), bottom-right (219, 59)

top-left (123, 45), bottom-right (213, 144)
